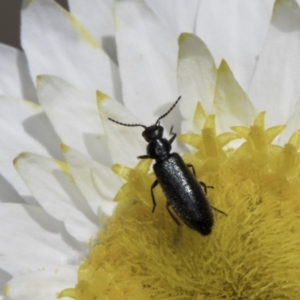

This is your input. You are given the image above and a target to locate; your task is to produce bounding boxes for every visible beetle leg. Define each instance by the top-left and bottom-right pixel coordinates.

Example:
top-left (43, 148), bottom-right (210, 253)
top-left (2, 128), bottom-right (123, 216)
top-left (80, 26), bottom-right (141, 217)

top-left (169, 125), bottom-right (177, 144)
top-left (138, 154), bottom-right (151, 159)
top-left (166, 204), bottom-right (180, 225)
top-left (210, 205), bottom-right (227, 216)
top-left (186, 167), bottom-right (215, 193)
top-left (198, 182), bottom-right (227, 216)
top-left (199, 181), bottom-right (214, 194)
top-left (151, 179), bottom-right (159, 213)
top-left (186, 165), bottom-right (215, 192)
top-left (187, 163), bottom-right (196, 176)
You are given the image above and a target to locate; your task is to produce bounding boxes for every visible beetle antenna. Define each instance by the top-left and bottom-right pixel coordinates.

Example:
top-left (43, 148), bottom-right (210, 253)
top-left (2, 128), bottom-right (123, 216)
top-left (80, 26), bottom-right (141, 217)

top-left (108, 117), bottom-right (147, 129)
top-left (155, 96), bottom-right (181, 125)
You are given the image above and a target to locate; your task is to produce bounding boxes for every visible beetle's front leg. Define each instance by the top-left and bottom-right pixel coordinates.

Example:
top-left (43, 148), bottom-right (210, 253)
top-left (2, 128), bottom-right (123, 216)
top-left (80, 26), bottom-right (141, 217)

top-left (169, 126), bottom-right (177, 144)
top-left (138, 154), bottom-right (151, 159)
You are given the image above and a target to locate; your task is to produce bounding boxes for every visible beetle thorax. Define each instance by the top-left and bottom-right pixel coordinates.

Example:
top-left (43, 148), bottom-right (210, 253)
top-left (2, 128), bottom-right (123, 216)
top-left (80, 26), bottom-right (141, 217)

top-left (147, 138), bottom-right (171, 160)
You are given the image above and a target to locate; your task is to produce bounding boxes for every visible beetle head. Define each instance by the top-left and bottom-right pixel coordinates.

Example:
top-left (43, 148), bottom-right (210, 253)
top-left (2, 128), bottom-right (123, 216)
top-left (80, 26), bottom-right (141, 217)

top-left (142, 125), bottom-right (164, 142)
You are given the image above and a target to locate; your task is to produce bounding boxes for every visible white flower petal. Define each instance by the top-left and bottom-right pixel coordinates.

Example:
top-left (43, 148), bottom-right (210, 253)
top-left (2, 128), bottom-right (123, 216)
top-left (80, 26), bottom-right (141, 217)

top-left (37, 75), bottom-right (110, 165)
top-left (0, 293), bottom-right (10, 300)
top-left (0, 97), bottom-right (62, 199)
top-left (0, 269), bottom-right (10, 300)
top-left (115, 0), bottom-right (178, 123)
top-left (196, 0), bottom-right (274, 90)
top-left (5, 265), bottom-right (77, 300)
top-left (0, 203), bottom-right (82, 277)
top-left (248, 0), bottom-right (300, 126)
top-left (177, 33), bottom-right (217, 132)
top-left (97, 91), bottom-right (145, 167)
top-left (14, 153), bottom-right (98, 243)
top-left (0, 44), bottom-right (36, 101)
top-left (62, 144), bottom-right (121, 216)
top-left (68, 0), bottom-right (117, 63)
top-left (21, 0), bottom-right (121, 101)
top-left (213, 61), bottom-right (257, 131)
top-left (145, 0), bottom-right (200, 36)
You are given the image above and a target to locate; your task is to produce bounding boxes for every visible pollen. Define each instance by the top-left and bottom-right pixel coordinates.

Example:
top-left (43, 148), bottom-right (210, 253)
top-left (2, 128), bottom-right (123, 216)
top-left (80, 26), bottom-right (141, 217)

top-left (59, 112), bottom-right (300, 299)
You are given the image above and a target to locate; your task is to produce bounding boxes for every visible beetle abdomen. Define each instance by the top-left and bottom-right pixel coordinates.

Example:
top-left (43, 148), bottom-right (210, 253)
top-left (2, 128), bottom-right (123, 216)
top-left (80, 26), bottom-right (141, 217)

top-left (153, 153), bottom-right (213, 235)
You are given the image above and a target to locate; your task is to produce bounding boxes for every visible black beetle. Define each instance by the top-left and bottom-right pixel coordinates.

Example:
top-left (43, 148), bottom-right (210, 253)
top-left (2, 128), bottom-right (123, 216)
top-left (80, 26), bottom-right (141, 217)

top-left (108, 97), bottom-right (225, 235)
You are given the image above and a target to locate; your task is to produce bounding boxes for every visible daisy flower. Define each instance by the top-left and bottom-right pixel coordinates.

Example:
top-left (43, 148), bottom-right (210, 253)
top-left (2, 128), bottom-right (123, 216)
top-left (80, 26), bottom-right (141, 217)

top-left (1, 0), bottom-right (300, 299)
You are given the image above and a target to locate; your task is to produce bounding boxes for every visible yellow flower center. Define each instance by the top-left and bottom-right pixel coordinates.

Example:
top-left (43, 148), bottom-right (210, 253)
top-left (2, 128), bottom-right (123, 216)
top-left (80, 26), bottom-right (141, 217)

top-left (59, 111), bottom-right (300, 299)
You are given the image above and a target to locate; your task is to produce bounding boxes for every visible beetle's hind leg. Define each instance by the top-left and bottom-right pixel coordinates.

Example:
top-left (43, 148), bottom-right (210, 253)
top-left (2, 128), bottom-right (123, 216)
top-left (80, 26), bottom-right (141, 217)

top-left (151, 179), bottom-right (159, 213)
top-left (151, 179), bottom-right (181, 225)
top-left (166, 204), bottom-right (180, 225)
top-left (210, 205), bottom-right (227, 216)
top-left (199, 182), bottom-right (227, 216)
top-left (186, 165), bottom-right (226, 216)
